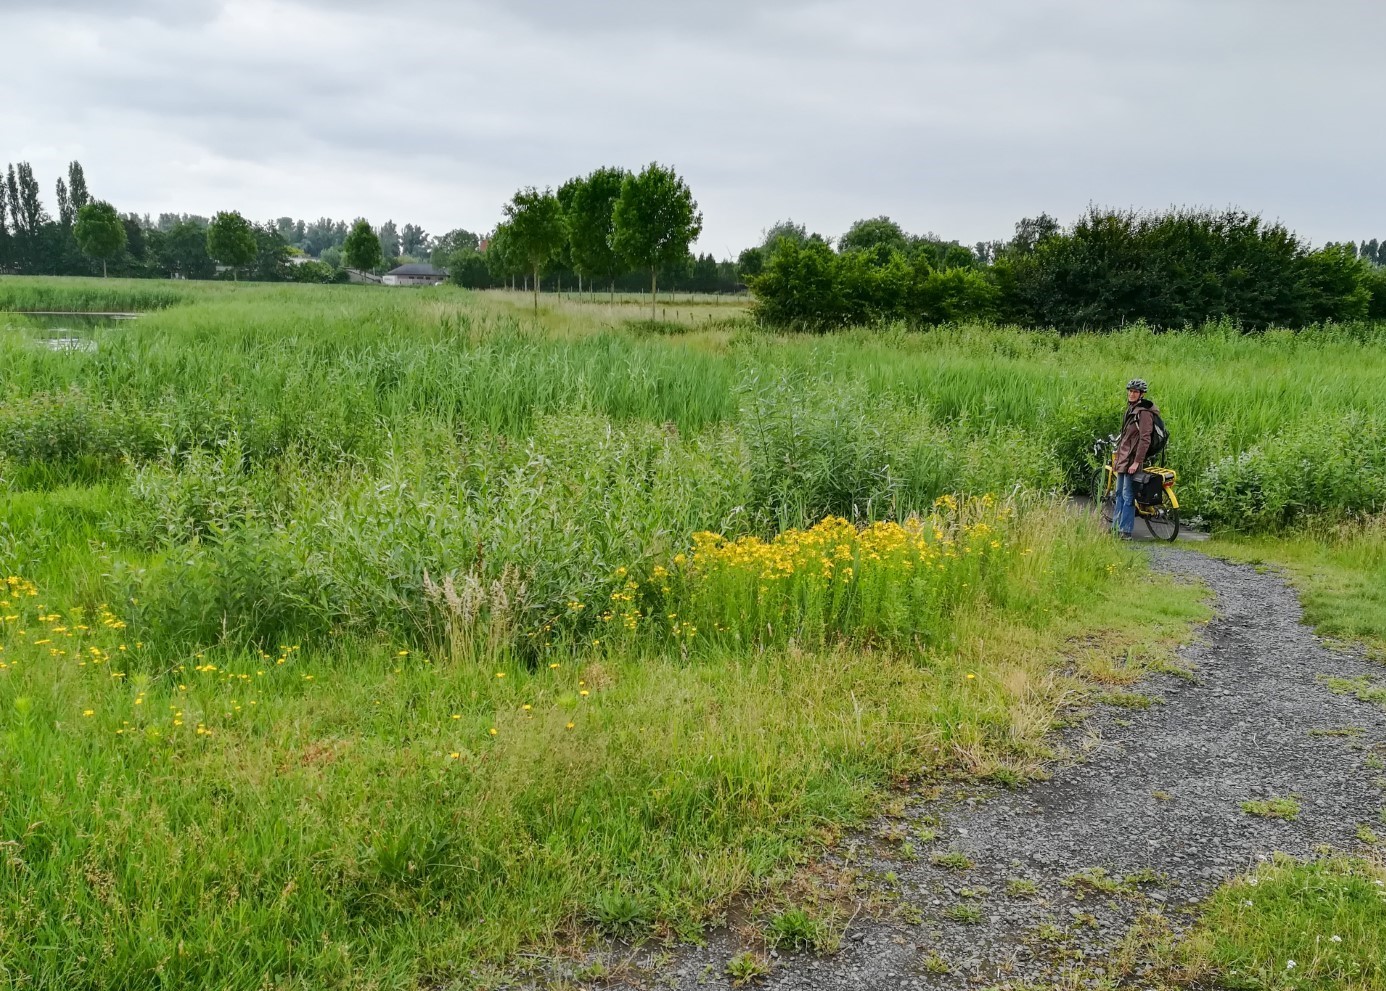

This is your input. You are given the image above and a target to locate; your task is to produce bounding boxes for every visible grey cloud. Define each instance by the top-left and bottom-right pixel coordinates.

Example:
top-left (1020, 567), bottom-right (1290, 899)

top-left (5, 0), bottom-right (1385, 252)
top-left (1, 0), bottom-right (223, 24)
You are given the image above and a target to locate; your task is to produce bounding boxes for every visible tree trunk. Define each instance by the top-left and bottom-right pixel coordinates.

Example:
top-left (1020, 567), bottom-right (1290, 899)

top-left (578, 273), bottom-right (583, 294)
top-left (102, 259), bottom-right (107, 278)
top-left (533, 263), bottom-right (540, 316)
top-left (650, 267), bottom-right (658, 320)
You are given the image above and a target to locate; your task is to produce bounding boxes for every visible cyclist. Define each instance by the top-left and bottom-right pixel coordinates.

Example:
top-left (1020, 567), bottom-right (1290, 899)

top-left (1112, 378), bottom-right (1160, 539)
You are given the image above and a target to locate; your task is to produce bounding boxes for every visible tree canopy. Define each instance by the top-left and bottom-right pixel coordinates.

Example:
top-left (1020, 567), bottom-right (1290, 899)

top-left (206, 211), bottom-right (258, 280)
top-left (343, 219), bottom-right (383, 274)
top-left (377, 220), bottom-right (400, 262)
top-left (750, 206), bottom-right (1380, 332)
top-left (503, 186), bottom-right (565, 314)
top-left (73, 200), bottom-right (127, 277)
top-left (564, 166), bottom-right (629, 295)
top-left (839, 216), bottom-right (908, 257)
top-left (611, 163), bottom-right (703, 316)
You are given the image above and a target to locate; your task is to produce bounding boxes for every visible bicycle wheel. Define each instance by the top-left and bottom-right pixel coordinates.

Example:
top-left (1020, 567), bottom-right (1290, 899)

top-left (1142, 497), bottom-right (1180, 542)
top-left (1091, 467), bottom-right (1115, 528)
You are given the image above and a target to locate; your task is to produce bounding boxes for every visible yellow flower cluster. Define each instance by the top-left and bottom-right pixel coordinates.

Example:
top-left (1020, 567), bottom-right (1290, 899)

top-left (4, 576), bottom-right (39, 598)
top-left (625, 496), bottom-right (1022, 650)
top-left (686, 511), bottom-right (1000, 587)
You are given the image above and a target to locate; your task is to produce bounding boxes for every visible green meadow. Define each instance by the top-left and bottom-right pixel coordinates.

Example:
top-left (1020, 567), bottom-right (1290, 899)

top-left (0, 277), bottom-right (1381, 989)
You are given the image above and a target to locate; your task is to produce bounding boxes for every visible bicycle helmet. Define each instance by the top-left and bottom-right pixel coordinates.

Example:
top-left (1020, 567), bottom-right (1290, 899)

top-left (1126, 378), bottom-right (1148, 393)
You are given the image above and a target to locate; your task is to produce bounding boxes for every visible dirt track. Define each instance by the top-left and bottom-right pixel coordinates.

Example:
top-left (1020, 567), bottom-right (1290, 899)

top-left (602, 549), bottom-right (1386, 990)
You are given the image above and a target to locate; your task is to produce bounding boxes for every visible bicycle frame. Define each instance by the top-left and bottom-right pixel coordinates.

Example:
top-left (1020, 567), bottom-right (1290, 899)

top-left (1095, 448), bottom-right (1179, 515)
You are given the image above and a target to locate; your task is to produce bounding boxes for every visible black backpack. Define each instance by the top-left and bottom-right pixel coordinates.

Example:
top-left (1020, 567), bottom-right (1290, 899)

top-left (1132, 398), bottom-right (1169, 461)
top-left (1147, 405), bottom-right (1169, 460)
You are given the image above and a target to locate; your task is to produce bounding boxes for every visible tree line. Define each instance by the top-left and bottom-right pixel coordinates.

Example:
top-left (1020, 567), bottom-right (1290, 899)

top-left (0, 161), bottom-right (331, 282)
top-left (4, 158), bottom-right (1385, 329)
top-left (0, 159), bottom-right (739, 295)
top-left (0, 160), bottom-right (497, 284)
top-left (473, 163), bottom-right (708, 313)
top-left (751, 209), bottom-right (1386, 332)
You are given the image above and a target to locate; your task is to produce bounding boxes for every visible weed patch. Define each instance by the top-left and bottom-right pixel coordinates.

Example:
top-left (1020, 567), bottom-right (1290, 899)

top-left (764, 907), bottom-right (837, 953)
top-left (725, 951), bottom-right (770, 986)
top-left (1242, 796), bottom-right (1303, 820)
top-left (930, 851), bottom-right (974, 871)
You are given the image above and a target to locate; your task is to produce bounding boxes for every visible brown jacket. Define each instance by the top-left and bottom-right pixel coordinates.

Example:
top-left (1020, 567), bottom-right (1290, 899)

top-left (1115, 399), bottom-right (1159, 471)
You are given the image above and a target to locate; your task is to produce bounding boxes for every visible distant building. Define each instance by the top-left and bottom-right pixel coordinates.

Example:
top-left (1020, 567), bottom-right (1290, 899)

top-left (383, 263), bottom-right (447, 286)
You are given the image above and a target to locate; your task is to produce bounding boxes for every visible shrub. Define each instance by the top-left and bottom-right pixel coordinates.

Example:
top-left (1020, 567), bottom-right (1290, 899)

top-left (1000, 207), bottom-right (1374, 332)
top-left (752, 241), bottom-right (998, 330)
top-left (1193, 414), bottom-right (1386, 531)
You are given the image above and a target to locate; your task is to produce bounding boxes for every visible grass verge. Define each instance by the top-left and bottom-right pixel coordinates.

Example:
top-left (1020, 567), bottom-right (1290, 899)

top-left (1209, 518), bottom-right (1386, 660)
top-left (1121, 853), bottom-right (1386, 991)
top-left (0, 511), bottom-right (1207, 989)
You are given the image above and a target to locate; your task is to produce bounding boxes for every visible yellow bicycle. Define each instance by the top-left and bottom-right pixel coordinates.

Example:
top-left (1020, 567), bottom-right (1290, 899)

top-left (1090, 435), bottom-right (1180, 542)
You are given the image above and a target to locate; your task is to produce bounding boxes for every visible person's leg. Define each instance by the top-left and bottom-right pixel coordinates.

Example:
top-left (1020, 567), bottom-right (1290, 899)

top-left (1114, 472), bottom-right (1135, 536)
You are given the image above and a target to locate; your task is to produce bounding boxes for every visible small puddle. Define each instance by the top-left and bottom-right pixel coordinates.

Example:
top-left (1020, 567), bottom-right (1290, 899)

top-left (2, 311), bottom-right (137, 354)
top-left (43, 336), bottom-right (98, 352)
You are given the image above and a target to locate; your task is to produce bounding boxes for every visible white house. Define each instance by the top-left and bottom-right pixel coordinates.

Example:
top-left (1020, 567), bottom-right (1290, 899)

top-left (383, 263), bottom-right (447, 286)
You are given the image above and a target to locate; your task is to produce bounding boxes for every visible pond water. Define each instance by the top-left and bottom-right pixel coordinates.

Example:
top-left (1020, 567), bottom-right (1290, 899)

top-left (0, 312), bottom-right (135, 352)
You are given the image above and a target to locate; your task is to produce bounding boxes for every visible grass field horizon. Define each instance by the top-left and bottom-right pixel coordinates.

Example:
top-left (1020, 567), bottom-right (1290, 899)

top-left (1, 275), bottom-right (1382, 989)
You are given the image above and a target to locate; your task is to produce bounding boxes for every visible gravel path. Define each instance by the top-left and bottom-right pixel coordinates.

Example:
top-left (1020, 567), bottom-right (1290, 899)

top-left (599, 548), bottom-right (1386, 990)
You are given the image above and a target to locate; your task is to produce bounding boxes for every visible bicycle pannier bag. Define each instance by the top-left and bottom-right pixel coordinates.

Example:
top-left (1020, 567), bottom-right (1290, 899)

top-left (1134, 471), bottom-right (1166, 505)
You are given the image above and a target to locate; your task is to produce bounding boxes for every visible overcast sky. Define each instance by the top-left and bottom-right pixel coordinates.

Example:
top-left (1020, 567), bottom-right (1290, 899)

top-left (4, 0), bottom-right (1382, 254)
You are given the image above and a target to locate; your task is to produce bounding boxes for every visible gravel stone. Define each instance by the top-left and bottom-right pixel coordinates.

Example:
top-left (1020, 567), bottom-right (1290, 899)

top-left (550, 550), bottom-right (1386, 990)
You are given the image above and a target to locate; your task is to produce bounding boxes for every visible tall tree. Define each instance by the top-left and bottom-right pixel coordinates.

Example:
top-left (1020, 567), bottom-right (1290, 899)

top-left (56, 177), bottom-right (74, 228)
top-left (502, 186), bottom-right (566, 315)
top-left (13, 163), bottom-right (47, 237)
top-left (431, 227), bottom-right (479, 267)
top-left (377, 219), bottom-right (400, 261)
top-left (5, 166), bottom-right (19, 233)
top-left (343, 219), bottom-right (383, 274)
top-left (6, 163), bottom-right (49, 273)
top-left (158, 219), bottom-right (216, 279)
top-left (611, 163), bottom-right (703, 318)
top-left (0, 177), bottom-right (10, 272)
top-left (400, 223), bottom-right (429, 258)
top-left (206, 210), bottom-right (258, 281)
top-left (839, 216), bottom-right (908, 257)
top-left (760, 219), bottom-right (809, 253)
top-left (1009, 213), bottom-right (1061, 254)
top-left (484, 223), bottom-right (520, 289)
top-left (67, 161), bottom-right (90, 214)
top-left (73, 200), bottom-right (127, 277)
top-left (251, 223), bottom-right (292, 281)
top-left (564, 166), bottom-right (629, 299)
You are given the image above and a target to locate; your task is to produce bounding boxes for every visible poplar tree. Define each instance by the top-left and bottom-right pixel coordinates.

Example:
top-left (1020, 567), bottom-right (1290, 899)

top-left (67, 161), bottom-right (90, 214)
top-left (56, 177), bottom-right (73, 227)
top-left (0, 179), bottom-right (10, 272)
